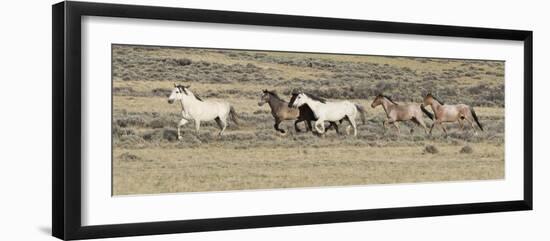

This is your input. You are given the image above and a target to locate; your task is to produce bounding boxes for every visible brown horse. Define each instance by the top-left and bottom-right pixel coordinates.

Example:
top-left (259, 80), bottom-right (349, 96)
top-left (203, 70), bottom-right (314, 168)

top-left (371, 94), bottom-right (431, 134)
top-left (258, 90), bottom-right (338, 134)
top-left (422, 93), bottom-right (483, 136)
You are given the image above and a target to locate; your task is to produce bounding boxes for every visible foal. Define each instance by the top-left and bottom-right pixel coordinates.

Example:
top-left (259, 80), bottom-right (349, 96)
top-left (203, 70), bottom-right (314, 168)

top-left (422, 93), bottom-right (483, 136)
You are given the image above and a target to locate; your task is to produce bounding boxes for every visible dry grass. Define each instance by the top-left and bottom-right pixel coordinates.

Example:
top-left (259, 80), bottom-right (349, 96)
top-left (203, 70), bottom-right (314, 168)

top-left (113, 144), bottom-right (503, 195)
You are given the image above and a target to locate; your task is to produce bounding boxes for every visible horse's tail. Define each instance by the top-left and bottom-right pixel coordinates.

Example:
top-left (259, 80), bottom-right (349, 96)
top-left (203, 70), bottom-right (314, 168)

top-left (229, 106), bottom-right (240, 126)
top-left (420, 104), bottom-right (434, 120)
top-left (470, 107), bottom-right (483, 131)
top-left (355, 103), bottom-right (367, 125)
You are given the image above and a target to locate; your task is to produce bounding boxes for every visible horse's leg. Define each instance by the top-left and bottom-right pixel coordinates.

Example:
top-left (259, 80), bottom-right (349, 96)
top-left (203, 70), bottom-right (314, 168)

top-left (383, 119), bottom-right (389, 133)
top-left (410, 118), bottom-right (420, 134)
top-left (347, 116), bottom-right (357, 137)
top-left (415, 116), bottom-right (429, 134)
top-left (294, 119), bottom-right (302, 133)
top-left (306, 120), bottom-right (313, 133)
top-left (274, 119), bottom-right (285, 133)
top-left (429, 121), bottom-right (437, 135)
top-left (464, 116), bottom-right (478, 135)
top-left (177, 118), bottom-right (189, 140)
top-left (440, 122), bottom-right (448, 137)
top-left (330, 121), bottom-right (340, 134)
top-left (215, 117), bottom-right (223, 129)
top-left (458, 118), bottom-right (465, 131)
top-left (342, 116), bottom-right (351, 135)
top-left (325, 122), bottom-right (333, 131)
top-left (314, 120), bottom-right (325, 134)
top-left (194, 119), bottom-right (201, 134)
top-left (215, 117), bottom-right (227, 136)
top-left (392, 122), bottom-right (400, 134)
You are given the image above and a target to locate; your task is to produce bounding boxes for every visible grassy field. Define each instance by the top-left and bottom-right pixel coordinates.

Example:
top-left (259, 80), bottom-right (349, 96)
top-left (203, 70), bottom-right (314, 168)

top-left (112, 44), bottom-right (505, 195)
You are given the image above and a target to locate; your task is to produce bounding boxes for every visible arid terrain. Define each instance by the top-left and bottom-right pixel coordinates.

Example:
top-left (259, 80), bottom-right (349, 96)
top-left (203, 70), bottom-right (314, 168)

top-left (112, 44), bottom-right (505, 195)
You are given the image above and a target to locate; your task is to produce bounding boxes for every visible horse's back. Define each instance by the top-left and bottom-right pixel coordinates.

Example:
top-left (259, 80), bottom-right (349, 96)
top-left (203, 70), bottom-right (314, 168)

top-left (206, 100), bottom-right (230, 109)
top-left (321, 100), bottom-right (356, 120)
top-left (196, 100), bottom-right (231, 120)
top-left (394, 103), bottom-right (420, 119)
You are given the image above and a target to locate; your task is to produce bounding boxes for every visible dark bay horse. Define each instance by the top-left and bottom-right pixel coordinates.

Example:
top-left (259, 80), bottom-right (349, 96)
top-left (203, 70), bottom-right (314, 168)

top-left (258, 90), bottom-right (338, 134)
top-left (422, 93), bottom-right (483, 136)
top-left (371, 94), bottom-right (431, 134)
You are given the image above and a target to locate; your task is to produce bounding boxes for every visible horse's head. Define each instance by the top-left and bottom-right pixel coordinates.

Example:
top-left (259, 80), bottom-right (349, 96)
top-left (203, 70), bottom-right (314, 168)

top-left (168, 83), bottom-right (190, 104)
top-left (289, 92), bottom-right (307, 108)
top-left (371, 94), bottom-right (383, 108)
top-left (423, 93), bottom-right (434, 106)
top-left (288, 90), bottom-right (301, 108)
top-left (258, 89), bottom-right (270, 106)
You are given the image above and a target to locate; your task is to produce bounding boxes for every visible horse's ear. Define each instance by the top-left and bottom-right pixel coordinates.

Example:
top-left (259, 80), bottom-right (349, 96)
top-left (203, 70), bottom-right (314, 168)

top-left (174, 83), bottom-right (178, 87)
top-left (262, 89), bottom-right (267, 93)
top-left (185, 85), bottom-right (191, 89)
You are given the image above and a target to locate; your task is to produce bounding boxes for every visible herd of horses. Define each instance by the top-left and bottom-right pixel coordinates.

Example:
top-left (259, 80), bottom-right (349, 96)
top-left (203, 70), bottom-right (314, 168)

top-left (167, 83), bottom-right (483, 140)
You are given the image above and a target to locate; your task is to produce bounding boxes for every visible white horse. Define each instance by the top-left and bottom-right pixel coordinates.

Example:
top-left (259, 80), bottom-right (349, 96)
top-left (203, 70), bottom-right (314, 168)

top-left (289, 92), bottom-right (366, 136)
top-left (168, 84), bottom-right (239, 140)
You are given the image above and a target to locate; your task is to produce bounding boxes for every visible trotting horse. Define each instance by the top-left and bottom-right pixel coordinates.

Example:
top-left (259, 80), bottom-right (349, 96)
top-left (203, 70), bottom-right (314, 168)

top-left (370, 94), bottom-right (432, 134)
top-left (289, 92), bottom-right (366, 136)
top-left (168, 83), bottom-right (239, 140)
top-left (258, 90), bottom-right (338, 134)
top-left (422, 93), bottom-right (483, 136)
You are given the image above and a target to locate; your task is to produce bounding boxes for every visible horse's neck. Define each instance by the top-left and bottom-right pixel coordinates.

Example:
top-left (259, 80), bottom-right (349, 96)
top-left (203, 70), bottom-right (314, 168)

top-left (179, 97), bottom-right (199, 111)
top-left (268, 97), bottom-right (285, 111)
top-left (430, 101), bottom-right (442, 111)
top-left (381, 100), bottom-right (394, 115)
top-left (304, 98), bottom-right (323, 113)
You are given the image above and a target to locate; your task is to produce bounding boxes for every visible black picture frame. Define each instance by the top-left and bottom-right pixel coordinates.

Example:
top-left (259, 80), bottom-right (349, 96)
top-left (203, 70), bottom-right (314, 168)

top-left (52, 1), bottom-right (533, 240)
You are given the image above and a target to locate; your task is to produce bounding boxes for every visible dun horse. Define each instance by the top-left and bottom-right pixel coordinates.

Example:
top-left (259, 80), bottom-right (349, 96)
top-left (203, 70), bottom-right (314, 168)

top-left (258, 90), bottom-right (338, 134)
top-left (422, 93), bottom-right (483, 136)
top-left (371, 94), bottom-right (432, 134)
top-left (168, 84), bottom-right (239, 139)
top-left (289, 92), bottom-right (366, 136)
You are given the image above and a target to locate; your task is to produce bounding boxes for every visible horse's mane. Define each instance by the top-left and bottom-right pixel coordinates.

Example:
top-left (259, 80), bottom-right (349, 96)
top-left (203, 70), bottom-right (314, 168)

top-left (264, 90), bottom-right (285, 102)
top-left (381, 94), bottom-right (398, 105)
top-left (429, 94), bottom-right (444, 105)
top-left (176, 85), bottom-right (203, 102)
top-left (304, 92), bottom-right (327, 103)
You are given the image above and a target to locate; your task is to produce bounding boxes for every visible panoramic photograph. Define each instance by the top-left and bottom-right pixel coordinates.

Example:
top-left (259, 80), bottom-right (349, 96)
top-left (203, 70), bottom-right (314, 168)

top-left (111, 44), bottom-right (505, 196)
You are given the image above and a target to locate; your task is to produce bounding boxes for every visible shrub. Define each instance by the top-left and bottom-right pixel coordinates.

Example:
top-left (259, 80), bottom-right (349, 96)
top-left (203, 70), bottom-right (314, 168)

top-left (152, 88), bottom-right (171, 97)
top-left (162, 129), bottom-right (178, 142)
top-left (174, 58), bottom-right (192, 66)
top-left (149, 118), bottom-right (166, 129)
top-left (119, 152), bottom-right (140, 161)
top-left (424, 145), bottom-right (439, 154)
top-left (460, 145), bottom-right (474, 154)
